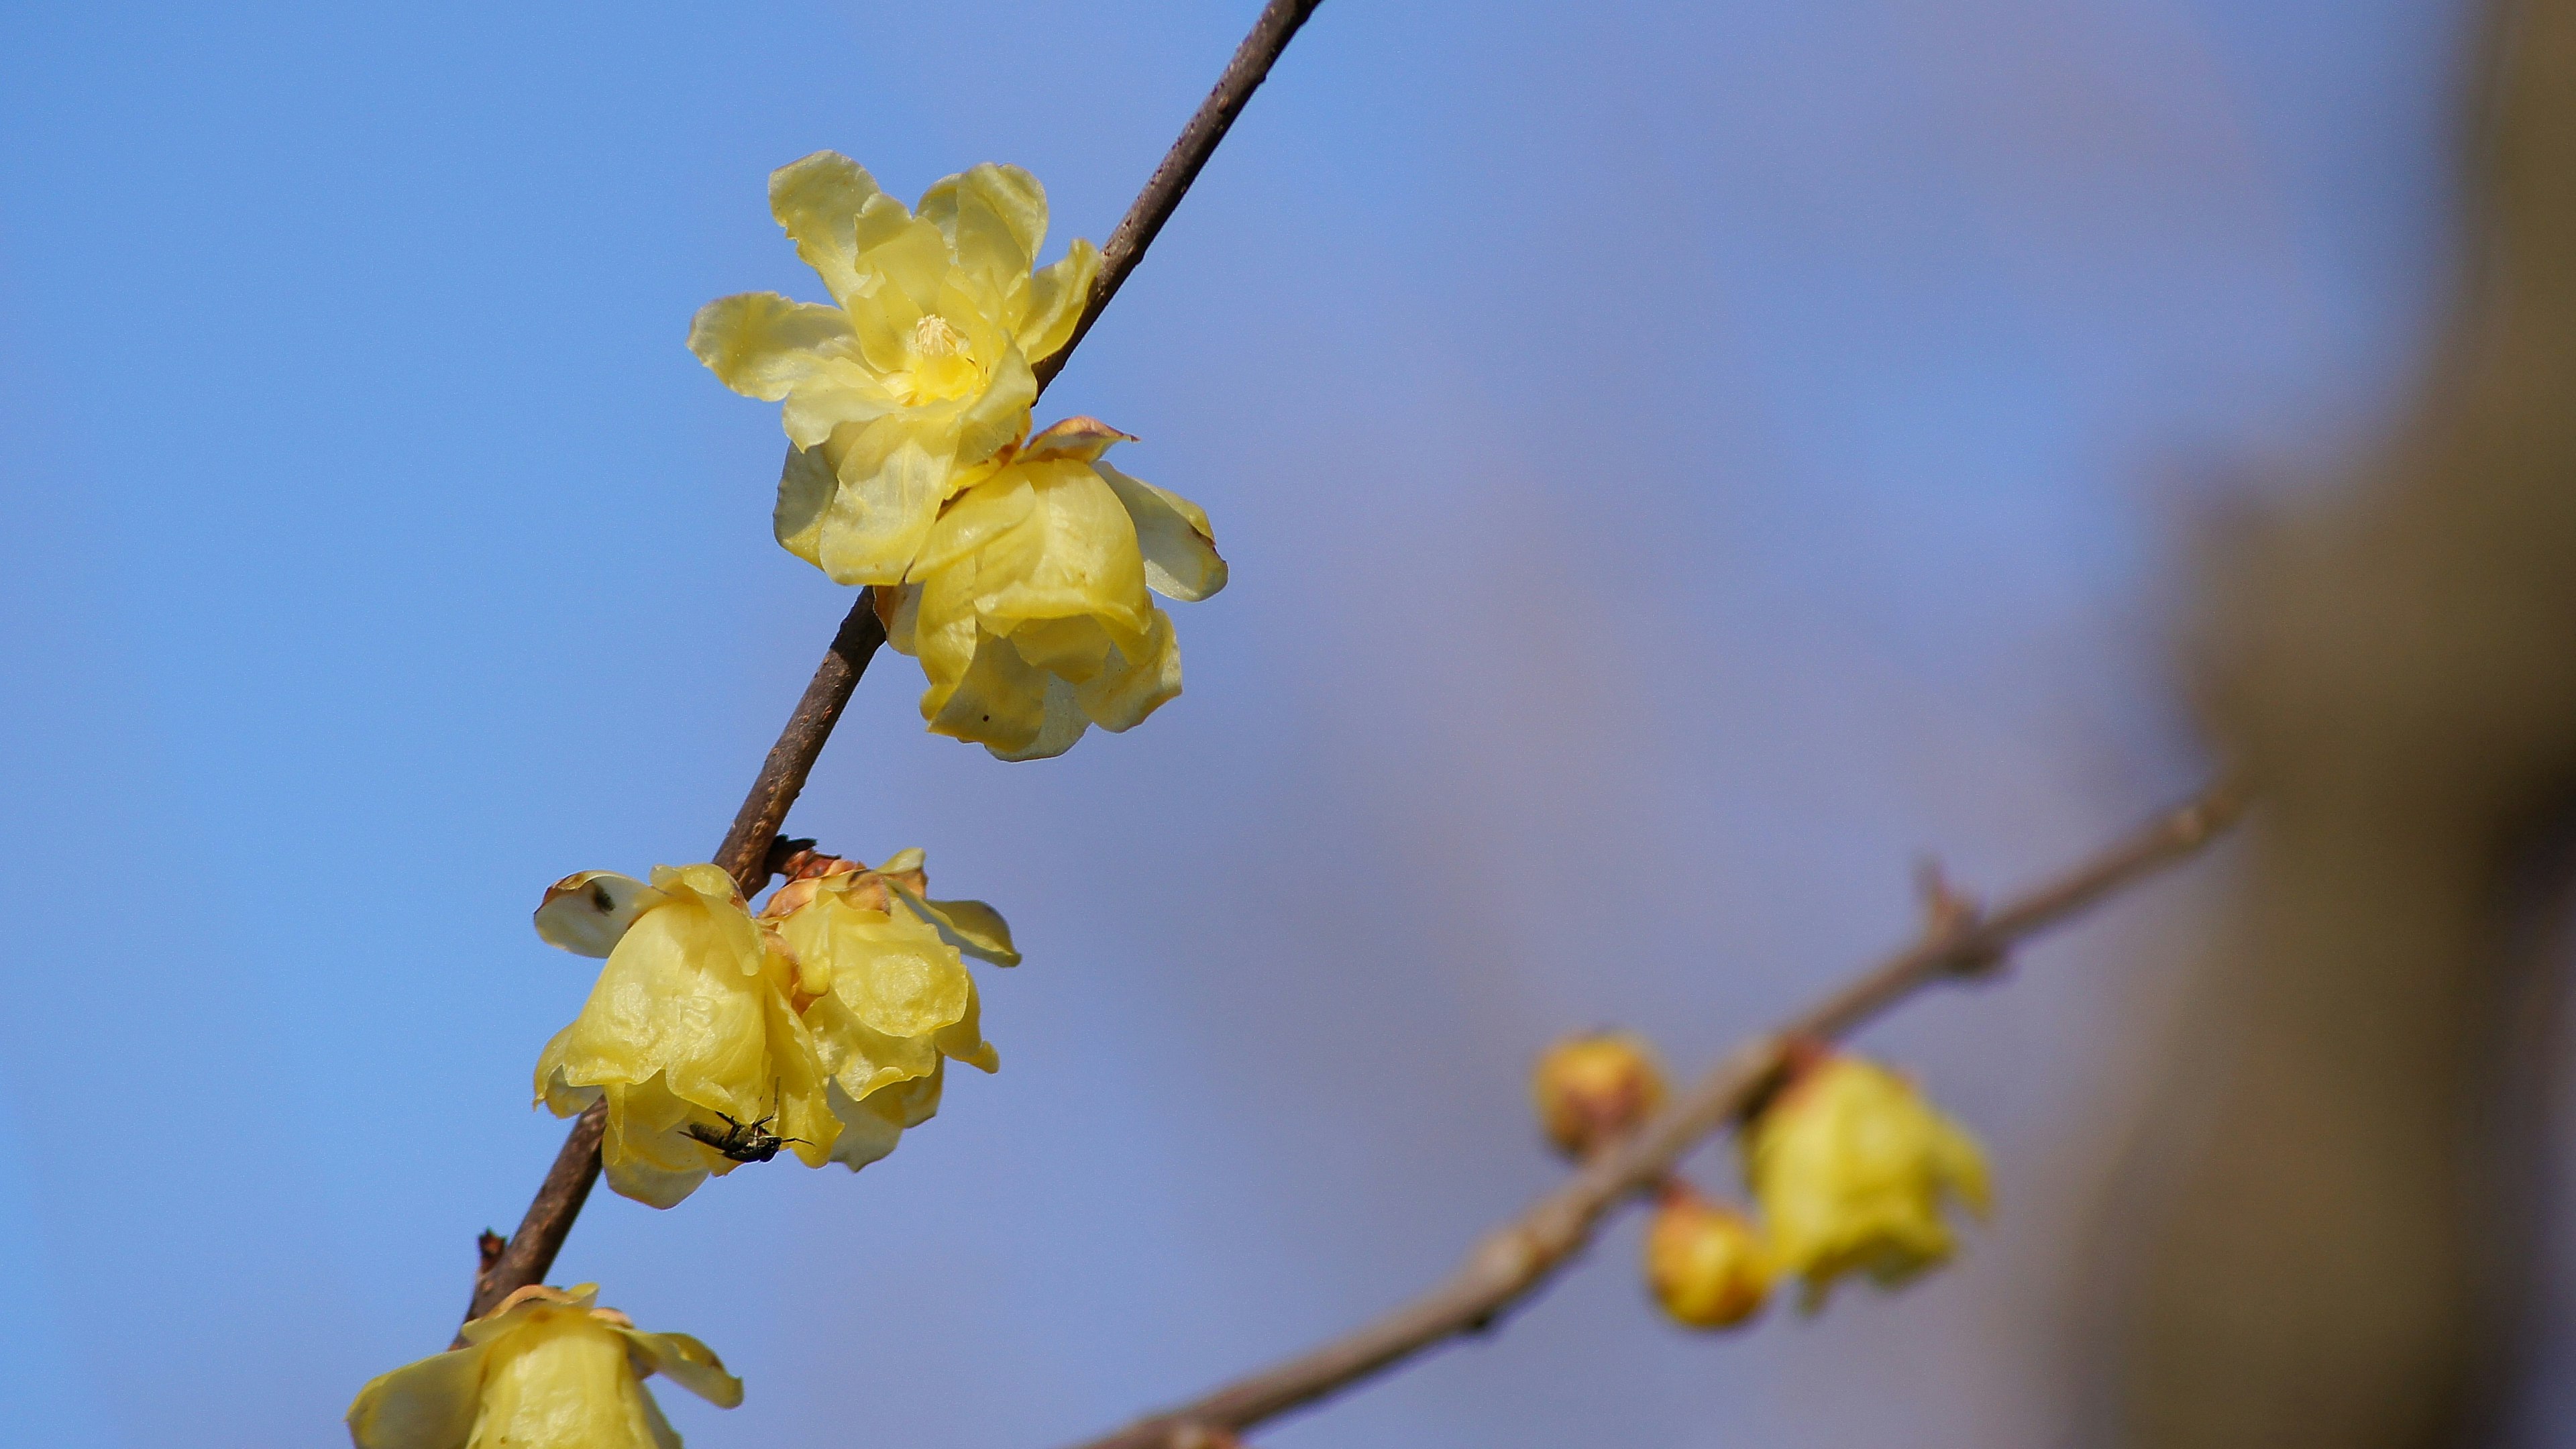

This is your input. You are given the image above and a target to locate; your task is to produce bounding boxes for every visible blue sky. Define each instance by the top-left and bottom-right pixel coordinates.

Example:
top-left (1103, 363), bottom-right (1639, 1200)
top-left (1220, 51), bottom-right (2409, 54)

top-left (0, 1), bottom-right (2477, 1445)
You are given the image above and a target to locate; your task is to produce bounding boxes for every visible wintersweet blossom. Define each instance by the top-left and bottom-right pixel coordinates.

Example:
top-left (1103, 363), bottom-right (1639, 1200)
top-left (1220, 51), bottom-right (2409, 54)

top-left (1642, 1183), bottom-right (1774, 1330)
top-left (531, 853), bottom-right (1018, 1203)
top-left (689, 152), bottom-right (1099, 586)
top-left (533, 864), bottom-right (837, 1208)
top-left (879, 417), bottom-right (1226, 759)
top-left (1741, 1053), bottom-right (1991, 1307)
top-left (760, 849), bottom-right (1019, 1169)
top-left (346, 1283), bottom-right (739, 1449)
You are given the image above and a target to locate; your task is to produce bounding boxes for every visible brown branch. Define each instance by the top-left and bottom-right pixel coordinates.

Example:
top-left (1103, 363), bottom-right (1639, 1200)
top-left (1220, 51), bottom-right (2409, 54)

top-left (1032, 0), bottom-right (1326, 392)
top-left (1061, 782), bottom-right (2251, 1449)
top-left (460, 0), bottom-right (1332, 1327)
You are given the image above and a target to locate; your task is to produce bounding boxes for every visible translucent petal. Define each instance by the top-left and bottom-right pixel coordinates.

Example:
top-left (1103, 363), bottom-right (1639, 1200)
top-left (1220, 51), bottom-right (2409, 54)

top-left (1020, 238), bottom-right (1100, 363)
top-left (963, 464), bottom-right (1150, 639)
top-left (768, 150), bottom-right (887, 309)
top-left (777, 356), bottom-right (900, 449)
top-left (347, 1340), bottom-right (490, 1449)
top-left (534, 872), bottom-right (663, 959)
top-left (615, 1330), bottom-right (743, 1409)
top-left (1018, 415), bottom-right (1133, 464)
top-left (467, 1313), bottom-right (668, 1449)
top-left (1098, 463), bottom-right (1228, 602)
top-left (924, 627), bottom-right (1051, 752)
top-left (686, 293), bottom-right (856, 402)
top-left (890, 885), bottom-right (1021, 966)
top-left (810, 427), bottom-right (955, 587)
top-left (918, 164), bottom-right (1047, 276)
top-left (773, 444), bottom-right (836, 570)
top-left (984, 673), bottom-right (1091, 761)
top-left (1075, 606), bottom-right (1181, 733)
top-left (822, 1079), bottom-right (905, 1171)
top-left (953, 345), bottom-right (1036, 466)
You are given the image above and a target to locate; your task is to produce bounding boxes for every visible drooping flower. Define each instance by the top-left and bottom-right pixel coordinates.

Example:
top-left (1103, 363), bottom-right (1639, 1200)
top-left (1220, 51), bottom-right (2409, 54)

top-left (878, 417), bottom-right (1226, 759)
top-left (346, 1283), bottom-right (740, 1449)
top-left (1642, 1182), bottom-right (1774, 1330)
top-left (689, 152), bottom-right (1099, 586)
top-left (1529, 1030), bottom-right (1668, 1157)
top-left (533, 864), bottom-right (837, 1208)
top-left (760, 849), bottom-right (1019, 1169)
top-left (1740, 1052), bottom-right (1991, 1308)
top-left (531, 853), bottom-right (1018, 1203)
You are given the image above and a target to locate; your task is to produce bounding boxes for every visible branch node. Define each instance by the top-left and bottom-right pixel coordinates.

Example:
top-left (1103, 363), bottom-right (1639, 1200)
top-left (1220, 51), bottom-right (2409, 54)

top-left (1915, 855), bottom-right (2005, 977)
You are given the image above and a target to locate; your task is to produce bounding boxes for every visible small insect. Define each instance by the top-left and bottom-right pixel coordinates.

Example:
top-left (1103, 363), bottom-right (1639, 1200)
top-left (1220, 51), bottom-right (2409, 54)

top-left (684, 1110), bottom-right (806, 1164)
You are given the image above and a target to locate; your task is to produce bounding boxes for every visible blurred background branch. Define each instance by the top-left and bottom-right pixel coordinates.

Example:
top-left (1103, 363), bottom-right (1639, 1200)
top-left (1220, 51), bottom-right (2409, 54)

top-left (1072, 784), bottom-right (2243, 1449)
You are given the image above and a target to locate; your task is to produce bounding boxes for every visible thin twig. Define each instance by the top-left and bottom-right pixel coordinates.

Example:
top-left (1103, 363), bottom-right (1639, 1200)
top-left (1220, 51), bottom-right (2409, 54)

top-left (1061, 782), bottom-right (2251, 1449)
top-left (460, 0), bottom-right (1331, 1326)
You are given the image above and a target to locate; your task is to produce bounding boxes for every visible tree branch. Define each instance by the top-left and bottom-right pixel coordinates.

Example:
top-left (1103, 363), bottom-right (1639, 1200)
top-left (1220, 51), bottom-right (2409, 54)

top-left (460, 0), bottom-right (1331, 1327)
top-left (1061, 782), bottom-right (2251, 1449)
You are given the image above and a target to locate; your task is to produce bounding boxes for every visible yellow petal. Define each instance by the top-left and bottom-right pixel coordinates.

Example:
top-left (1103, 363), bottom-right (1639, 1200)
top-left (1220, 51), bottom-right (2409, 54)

top-left (963, 463), bottom-right (1152, 637)
top-left (1020, 238), bottom-right (1100, 363)
top-left (468, 1310), bottom-right (672, 1449)
top-left (773, 443), bottom-right (836, 571)
top-left (810, 426), bottom-right (955, 587)
top-left (347, 1341), bottom-right (490, 1449)
top-left (534, 872), bottom-right (663, 959)
top-left (984, 675), bottom-right (1090, 761)
top-left (953, 345), bottom-right (1037, 467)
top-left (1074, 606), bottom-right (1181, 733)
top-left (822, 1079), bottom-right (906, 1170)
top-left (614, 1329), bottom-right (744, 1410)
top-left (925, 628), bottom-right (1053, 752)
top-left (890, 885), bottom-right (1021, 966)
top-left (918, 164), bottom-right (1048, 279)
top-left (1018, 415), bottom-right (1135, 464)
top-left (1098, 462), bottom-right (1228, 602)
top-left (767, 150), bottom-right (890, 310)
top-left (686, 292), bottom-right (857, 402)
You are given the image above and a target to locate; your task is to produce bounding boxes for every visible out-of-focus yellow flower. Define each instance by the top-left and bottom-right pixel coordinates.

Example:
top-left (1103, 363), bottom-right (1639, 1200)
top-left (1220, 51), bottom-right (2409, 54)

top-left (1529, 1030), bottom-right (1668, 1157)
top-left (689, 152), bottom-right (1099, 586)
top-left (347, 1283), bottom-right (739, 1449)
top-left (533, 864), bottom-right (839, 1208)
top-left (1642, 1183), bottom-right (1773, 1330)
top-left (761, 849), bottom-right (1018, 1170)
top-left (879, 416), bottom-right (1226, 759)
top-left (1741, 1053), bottom-right (1991, 1308)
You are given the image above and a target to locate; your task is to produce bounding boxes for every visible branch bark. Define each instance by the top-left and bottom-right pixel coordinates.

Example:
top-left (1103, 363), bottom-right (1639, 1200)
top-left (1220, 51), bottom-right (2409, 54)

top-left (1062, 782), bottom-right (2249, 1449)
top-left (460, 0), bottom-right (1330, 1328)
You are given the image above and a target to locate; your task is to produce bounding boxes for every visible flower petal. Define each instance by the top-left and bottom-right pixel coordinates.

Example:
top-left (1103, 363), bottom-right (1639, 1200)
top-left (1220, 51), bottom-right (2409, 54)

top-left (768, 150), bottom-right (890, 309)
top-left (924, 628), bottom-right (1052, 752)
top-left (1020, 238), bottom-right (1100, 363)
top-left (618, 1330), bottom-right (745, 1409)
top-left (918, 164), bottom-right (1048, 275)
top-left (890, 885), bottom-right (1022, 967)
top-left (1098, 463), bottom-right (1228, 602)
top-left (984, 674), bottom-right (1091, 761)
top-left (1075, 606), bottom-right (1182, 732)
top-left (811, 427), bottom-right (955, 587)
top-left (345, 1342), bottom-right (490, 1449)
top-left (534, 872), bottom-right (663, 958)
top-left (687, 292), bottom-right (857, 402)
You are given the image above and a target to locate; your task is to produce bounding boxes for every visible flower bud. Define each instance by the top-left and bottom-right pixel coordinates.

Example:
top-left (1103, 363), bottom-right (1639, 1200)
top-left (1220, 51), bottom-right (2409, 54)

top-left (1530, 1031), bottom-right (1668, 1157)
top-left (1643, 1183), bottom-right (1773, 1329)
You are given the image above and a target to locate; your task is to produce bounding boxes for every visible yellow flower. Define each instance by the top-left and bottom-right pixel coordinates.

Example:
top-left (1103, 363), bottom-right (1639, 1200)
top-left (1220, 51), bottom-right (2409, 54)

top-left (1642, 1183), bottom-right (1774, 1330)
top-left (1529, 1030), bottom-right (1668, 1157)
top-left (689, 152), bottom-right (1099, 586)
top-left (347, 1283), bottom-right (740, 1449)
top-left (533, 864), bottom-right (839, 1208)
top-left (879, 417), bottom-right (1226, 759)
top-left (761, 849), bottom-right (1019, 1169)
top-left (1741, 1053), bottom-right (1991, 1308)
